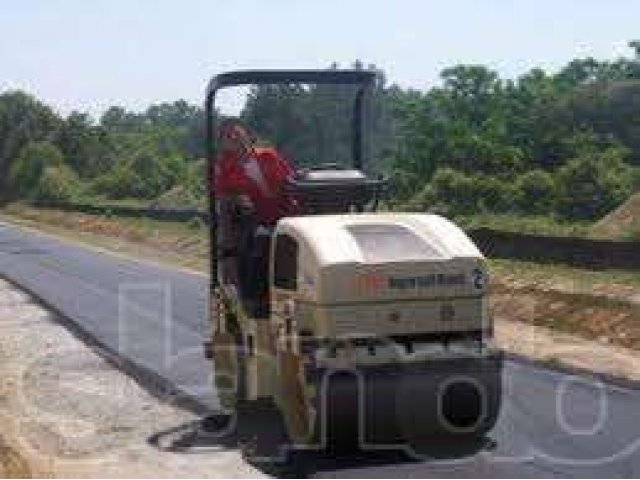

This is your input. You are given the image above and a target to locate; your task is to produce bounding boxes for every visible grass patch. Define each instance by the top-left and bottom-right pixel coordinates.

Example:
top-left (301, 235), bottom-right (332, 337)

top-left (491, 285), bottom-right (640, 349)
top-left (0, 203), bottom-right (208, 273)
top-left (489, 258), bottom-right (640, 288)
top-left (456, 213), bottom-right (593, 237)
top-left (490, 258), bottom-right (640, 350)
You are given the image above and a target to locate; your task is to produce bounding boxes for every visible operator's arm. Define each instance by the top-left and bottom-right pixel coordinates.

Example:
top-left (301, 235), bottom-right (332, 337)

top-left (214, 160), bottom-right (255, 214)
top-left (214, 161), bottom-right (238, 196)
top-left (256, 148), bottom-right (302, 216)
top-left (255, 148), bottom-right (295, 187)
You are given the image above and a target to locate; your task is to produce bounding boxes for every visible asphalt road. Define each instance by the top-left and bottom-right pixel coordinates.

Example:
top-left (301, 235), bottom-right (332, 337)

top-left (1, 220), bottom-right (640, 477)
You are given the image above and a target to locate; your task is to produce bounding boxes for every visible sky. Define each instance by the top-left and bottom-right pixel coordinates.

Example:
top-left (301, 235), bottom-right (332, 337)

top-left (1, 0), bottom-right (639, 118)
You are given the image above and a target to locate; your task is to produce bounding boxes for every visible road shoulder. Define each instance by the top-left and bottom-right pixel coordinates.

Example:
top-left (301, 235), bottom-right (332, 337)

top-left (0, 279), bottom-right (261, 478)
top-left (496, 317), bottom-right (640, 386)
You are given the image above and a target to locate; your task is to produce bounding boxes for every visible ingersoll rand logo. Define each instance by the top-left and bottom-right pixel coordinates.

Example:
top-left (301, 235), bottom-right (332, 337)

top-left (350, 270), bottom-right (483, 295)
top-left (350, 272), bottom-right (386, 295)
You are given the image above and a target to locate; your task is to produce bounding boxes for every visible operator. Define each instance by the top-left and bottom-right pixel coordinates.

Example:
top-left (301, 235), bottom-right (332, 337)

top-left (214, 119), bottom-right (300, 226)
top-left (214, 119), bottom-right (300, 315)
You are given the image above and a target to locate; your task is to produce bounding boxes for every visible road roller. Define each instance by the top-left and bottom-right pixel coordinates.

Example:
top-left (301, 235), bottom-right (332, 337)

top-left (204, 70), bottom-right (502, 458)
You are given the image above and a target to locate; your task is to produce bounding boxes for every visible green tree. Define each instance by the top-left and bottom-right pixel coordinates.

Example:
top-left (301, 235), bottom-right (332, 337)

top-left (515, 169), bottom-right (557, 214)
top-left (90, 160), bottom-right (141, 199)
top-left (33, 165), bottom-right (80, 203)
top-left (9, 141), bottom-right (65, 198)
top-left (430, 168), bottom-right (478, 215)
top-left (56, 111), bottom-right (117, 178)
top-left (0, 92), bottom-right (61, 201)
top-left (556, 147), bottom-right (633, 219)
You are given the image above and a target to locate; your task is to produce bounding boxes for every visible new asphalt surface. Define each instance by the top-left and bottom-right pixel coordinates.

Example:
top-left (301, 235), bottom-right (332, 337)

top-left (1, 220), bottom-right (640, 477)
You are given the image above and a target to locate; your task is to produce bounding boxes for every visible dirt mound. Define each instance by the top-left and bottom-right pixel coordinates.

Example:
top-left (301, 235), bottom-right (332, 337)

top-left (590, 191), bottom-right (640, 240)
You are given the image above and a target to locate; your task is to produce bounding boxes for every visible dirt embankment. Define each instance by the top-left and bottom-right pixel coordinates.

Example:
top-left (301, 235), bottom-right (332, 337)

top-left (495, 316), bottom-right (640, 384)
top-left (490, 267), bottom-right (640, 382)
top-left (0, 279), bottom-right (262, 478)
top-left (591, 191), bottom-right (640, 240)
top-left (491, 272), bottom-right (640, 351)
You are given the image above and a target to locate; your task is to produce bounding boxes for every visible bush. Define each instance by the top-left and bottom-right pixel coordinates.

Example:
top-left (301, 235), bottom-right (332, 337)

top-left (182, 159), bottom-right (206, 201)
top-left (556, 147), bottom-right (633, 220)
top-left (90, 163), bottom-right (142, 199)
top-left (389, 167), bottom-right (420, 201)
top-left (403, 183), bottom-right (436, 211)
top-left (474, 175), bottom-right (516, 212)
top-left (90, 150), bottom-right (192, 200)
top-left (632, 167), bottom-right (640, 192)
top-left (33, 165), bottom-right (80, 203)
top-left (431, 168), bottom-right (477, 214)
top-left (430, 168), bottom-right (515, 215)
top-left (515, 169), bottom-right (557, 214)
top-left (9, 141), bottom-right (65, 198)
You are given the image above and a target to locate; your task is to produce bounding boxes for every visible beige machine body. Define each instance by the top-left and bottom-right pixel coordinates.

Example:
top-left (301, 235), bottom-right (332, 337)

top-left (271, 213), bottom-right (491, 349)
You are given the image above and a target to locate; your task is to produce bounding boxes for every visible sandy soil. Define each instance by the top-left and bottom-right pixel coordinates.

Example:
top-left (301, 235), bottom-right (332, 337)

top-left (0, 279), bottom-right (262, 478)
top-left (491, 276), bottom-right (640, 351)
top-left (495, 316), bottom-right (640, 384)
top-left (591, 191), bottom-right (640, 240)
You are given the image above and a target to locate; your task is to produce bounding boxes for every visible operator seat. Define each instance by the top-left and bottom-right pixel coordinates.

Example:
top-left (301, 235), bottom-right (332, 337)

top-left (285, 164), bottom-right (385, 214)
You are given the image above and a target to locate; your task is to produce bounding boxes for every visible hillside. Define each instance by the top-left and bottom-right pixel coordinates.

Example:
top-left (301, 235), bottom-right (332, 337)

top-left (591, 191), bottom-right (640, 240)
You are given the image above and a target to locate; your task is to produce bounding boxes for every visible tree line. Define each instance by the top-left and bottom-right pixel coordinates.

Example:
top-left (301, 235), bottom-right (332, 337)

top-left (387, 45), bottom-right (640, 221)
top-left (0, 96), bottom-right (207, 206)
top-left (2, 46), bottom-right (640, 221)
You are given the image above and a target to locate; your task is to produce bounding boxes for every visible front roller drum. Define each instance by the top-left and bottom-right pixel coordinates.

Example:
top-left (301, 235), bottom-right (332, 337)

top-left (277, 352), bottom-right (503, 452)
top-left (391, 355), bottom-right (503, 451)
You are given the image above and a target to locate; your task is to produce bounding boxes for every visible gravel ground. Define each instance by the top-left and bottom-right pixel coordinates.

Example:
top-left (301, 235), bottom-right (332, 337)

top-left (0, 279), bottom-right (263, 478)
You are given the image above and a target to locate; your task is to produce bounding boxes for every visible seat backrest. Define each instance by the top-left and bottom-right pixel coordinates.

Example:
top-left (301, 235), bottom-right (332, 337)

top-left (285, 169), bottom-right (385, 214)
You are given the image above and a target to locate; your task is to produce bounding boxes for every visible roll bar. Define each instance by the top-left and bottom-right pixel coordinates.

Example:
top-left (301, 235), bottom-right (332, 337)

top-left (205, 69), bottom-right (377, 289)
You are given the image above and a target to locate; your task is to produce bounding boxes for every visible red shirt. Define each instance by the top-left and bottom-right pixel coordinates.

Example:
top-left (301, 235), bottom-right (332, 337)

top-left (214, 147), bottom-right (299, 224)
